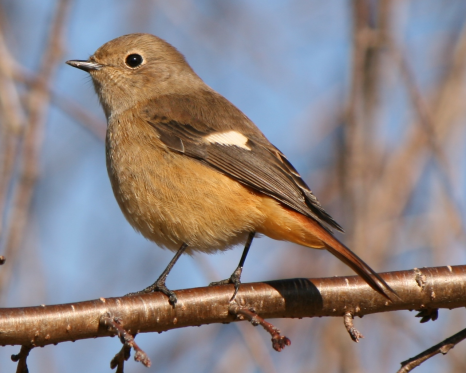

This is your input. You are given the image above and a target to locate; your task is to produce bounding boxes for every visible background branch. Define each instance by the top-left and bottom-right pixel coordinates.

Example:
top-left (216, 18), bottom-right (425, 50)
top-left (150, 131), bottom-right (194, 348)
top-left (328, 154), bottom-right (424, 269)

top-left (398, 327), bottom-right (466, 373)
top-left (0, 0), bottom-right (73, 299)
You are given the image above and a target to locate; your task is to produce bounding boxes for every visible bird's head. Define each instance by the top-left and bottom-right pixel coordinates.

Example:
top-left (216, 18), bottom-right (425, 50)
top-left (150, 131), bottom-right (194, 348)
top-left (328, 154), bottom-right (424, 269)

top-left (67, 33), bottom-right (201, 119)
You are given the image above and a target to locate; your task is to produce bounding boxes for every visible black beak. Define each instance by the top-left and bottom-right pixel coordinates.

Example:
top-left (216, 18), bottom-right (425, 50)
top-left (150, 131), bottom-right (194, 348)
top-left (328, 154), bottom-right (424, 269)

top-left (66, 60), bottom-right (102, 72)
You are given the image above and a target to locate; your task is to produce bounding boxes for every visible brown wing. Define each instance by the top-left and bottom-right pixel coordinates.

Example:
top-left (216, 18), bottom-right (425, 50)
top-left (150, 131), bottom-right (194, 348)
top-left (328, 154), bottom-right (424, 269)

top-left (141, 93), bottom-right (343, 233)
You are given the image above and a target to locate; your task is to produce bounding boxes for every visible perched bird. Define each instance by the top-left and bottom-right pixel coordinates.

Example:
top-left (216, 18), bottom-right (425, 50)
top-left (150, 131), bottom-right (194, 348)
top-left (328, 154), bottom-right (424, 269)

top-left (67, 33), bottom-right (395, 305)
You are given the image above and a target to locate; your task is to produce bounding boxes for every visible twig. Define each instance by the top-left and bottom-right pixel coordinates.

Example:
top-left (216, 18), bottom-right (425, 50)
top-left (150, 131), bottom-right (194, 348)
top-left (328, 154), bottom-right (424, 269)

top-left (11, 345), bottom-right (33, 373)
top-left (397, 327), bottom-right (466, 373)
top-left (102, 315), bottom-right (151, 370)
top-left (229, 304), bottom-right (291, 352)
top-left (343, 312), bottom-right (364, 342)
top-left (195, 255), bottom-right (279, 373)
top-left (111, 344), bottom-right (132, 373)
top-left (415, 308), bottom-right (438, 323)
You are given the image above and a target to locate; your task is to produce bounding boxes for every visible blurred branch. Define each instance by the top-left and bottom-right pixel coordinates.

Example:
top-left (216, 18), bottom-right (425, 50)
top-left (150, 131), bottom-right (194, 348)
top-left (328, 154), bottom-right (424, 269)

top-left (0, 27), bottom-right (25, 246)
top-left (0, 265), bottom-right (464, 347)
top-left (11, 65), bottom-right (106, 141)
top-left (398, 327), bottom-right (466, 373)
top-left (341, 0), bottom-right (389, 256)
top-left (384, 18), bottom-right (466, 239)
top-left (365, 18), bottom-right (466, 259)
top-left (0, 0), bottom-right (73, 298)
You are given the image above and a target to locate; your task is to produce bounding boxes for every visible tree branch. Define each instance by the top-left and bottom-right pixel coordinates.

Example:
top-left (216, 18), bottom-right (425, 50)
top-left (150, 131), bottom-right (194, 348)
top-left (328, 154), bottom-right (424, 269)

top-left (398, 327), bottom-right (466, 373)
top-left (0, 265), bottom-right (464, 348)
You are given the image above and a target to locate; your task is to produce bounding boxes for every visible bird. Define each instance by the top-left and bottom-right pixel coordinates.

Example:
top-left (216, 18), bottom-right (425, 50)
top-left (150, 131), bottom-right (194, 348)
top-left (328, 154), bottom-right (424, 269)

top-left (66, 33), bottom-right (396, 305)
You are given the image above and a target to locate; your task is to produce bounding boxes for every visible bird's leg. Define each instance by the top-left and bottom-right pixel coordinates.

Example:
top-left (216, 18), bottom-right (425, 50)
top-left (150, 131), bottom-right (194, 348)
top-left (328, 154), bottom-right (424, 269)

top-left (126, 243), bottom-right (188, 306)
top-left (210, 232), bottom-right (255, 301)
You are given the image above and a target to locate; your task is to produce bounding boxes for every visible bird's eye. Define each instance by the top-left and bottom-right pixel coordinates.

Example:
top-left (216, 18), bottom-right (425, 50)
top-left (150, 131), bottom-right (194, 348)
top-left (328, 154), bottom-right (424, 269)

top-left (125, 54), bottom-right (143, 68)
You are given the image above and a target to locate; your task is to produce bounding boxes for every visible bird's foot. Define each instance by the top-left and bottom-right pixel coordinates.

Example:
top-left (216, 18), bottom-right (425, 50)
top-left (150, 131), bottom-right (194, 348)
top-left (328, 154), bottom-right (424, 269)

top-left (126, 278), bottom-right (178, 306)
top-left (209, 266), bottom-right (243, 302)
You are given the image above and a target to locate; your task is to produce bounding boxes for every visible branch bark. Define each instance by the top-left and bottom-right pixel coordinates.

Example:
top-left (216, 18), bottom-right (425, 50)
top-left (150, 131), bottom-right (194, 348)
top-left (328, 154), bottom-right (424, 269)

top-left (0, 265), bottom-right (464, 347)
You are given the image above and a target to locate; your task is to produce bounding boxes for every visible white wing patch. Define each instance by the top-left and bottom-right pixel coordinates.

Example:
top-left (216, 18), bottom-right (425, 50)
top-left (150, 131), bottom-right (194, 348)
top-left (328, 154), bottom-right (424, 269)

top-left (204, 131), bottom-right (251, 150)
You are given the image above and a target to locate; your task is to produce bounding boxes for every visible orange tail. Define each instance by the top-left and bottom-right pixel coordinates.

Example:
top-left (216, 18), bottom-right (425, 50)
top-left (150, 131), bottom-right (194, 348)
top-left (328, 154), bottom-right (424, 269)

top-left (257, 200), bottom-right (397, 300)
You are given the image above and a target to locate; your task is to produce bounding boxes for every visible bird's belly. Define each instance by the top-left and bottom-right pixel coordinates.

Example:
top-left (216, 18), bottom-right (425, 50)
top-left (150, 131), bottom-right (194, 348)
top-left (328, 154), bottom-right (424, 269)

top-left (107, 141), bottom-right (265, 253)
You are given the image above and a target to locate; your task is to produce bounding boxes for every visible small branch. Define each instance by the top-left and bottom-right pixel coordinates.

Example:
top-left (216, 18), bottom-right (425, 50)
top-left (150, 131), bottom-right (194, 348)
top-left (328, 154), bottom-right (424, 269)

top-left (398, 327), bottom-right (466, 373)
top-left (11, 345), bottom-right (32, 373)
top-left (110, 343), bottom-right (131, 373)
top-left (102, 315), bottom-right (151, 370)
top-left (195, 255), bottom-right (279, 373)
top-left (229, 304), bottom-right (291, 352)
top-left (343, 312), bottom-right (364, 342)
